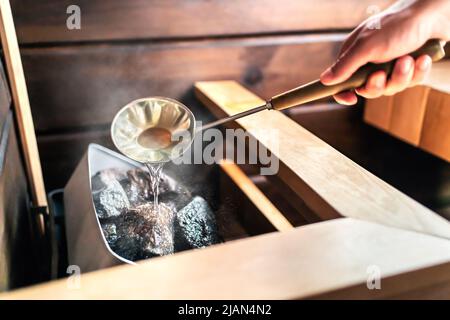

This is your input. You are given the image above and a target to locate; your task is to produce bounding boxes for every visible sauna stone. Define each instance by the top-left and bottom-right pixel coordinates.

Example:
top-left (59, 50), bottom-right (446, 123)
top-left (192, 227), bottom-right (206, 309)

top-left (92, 167), bottom-right (221, 262)
top-left (107, 203), bottom-right (175, 260)
top-left (91, 169), bottom-right (130, 219)
top-left (123, 169), bottom-right (177, 206)
top-left (174, 196), bottom-right (220, 250)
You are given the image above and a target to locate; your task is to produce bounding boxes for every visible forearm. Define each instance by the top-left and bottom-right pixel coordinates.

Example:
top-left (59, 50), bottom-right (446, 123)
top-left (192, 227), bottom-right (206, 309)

top-left (413, 0), bottom-right (450, 40)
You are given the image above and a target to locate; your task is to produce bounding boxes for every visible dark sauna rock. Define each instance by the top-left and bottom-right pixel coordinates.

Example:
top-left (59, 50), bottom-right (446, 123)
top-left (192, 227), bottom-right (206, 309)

top-left (92, 167), bottom-right (222, 262)
top-left (174, 196), bottom-right (220, 250)
top-left (123, 169), bottom-right (152, 205)
top-left (121, 169), bottom-right (178, 206)
top-left (91, 168), bottom-right (127, 190)
top-left (108, 204), bottom-right (175, 260)
top-left (112, 235), bottom-right (145, 261)
top-left (92, 169), bottom-right (130, 219)
top-left (101, 223), bottom-right (118, 244)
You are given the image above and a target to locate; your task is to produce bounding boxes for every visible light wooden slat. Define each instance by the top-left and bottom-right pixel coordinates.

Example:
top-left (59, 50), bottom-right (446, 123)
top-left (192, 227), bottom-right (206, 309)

top-left (0, 1), bottom-right (47, 224)
top-left (419, 90), bottom-right (450, 162)
top-left (194, 80), bottom-right (450, 238)
top-left (219, 159), bottom-right (293, 232)
top-left (2, 218), bottom-right (450, 299)
top-left (388, 86), bottom-right (430, 145)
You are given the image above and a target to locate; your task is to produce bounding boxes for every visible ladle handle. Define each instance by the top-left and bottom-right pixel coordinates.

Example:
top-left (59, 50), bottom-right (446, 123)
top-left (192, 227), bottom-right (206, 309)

top-left (269, 39), bottom-right (446, 111)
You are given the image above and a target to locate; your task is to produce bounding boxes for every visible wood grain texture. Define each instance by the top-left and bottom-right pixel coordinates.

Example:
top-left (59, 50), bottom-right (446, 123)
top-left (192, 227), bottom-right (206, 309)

top-left (290, 103), bottom-right (450, 214)
top-left (195, 80), bottom-right (450, 238)
top-left (0, 0), bottom-right (47, 213)
top-left (420, 90), bottom-right (450, 162)
top-left (21, 34), bottom-right (345, 132)
top-left (314, 259), bottom-right (450, 299)
top-left (219, 159), bottom-right (293, 232)
top-left (364, 95), bottom-right (393, 131)
top-left (250, 175), bottom-right (311, 227)
top-left (2, 218), bottom-right (450, 299)
top-left (388, 86), bottom-right (430, 145)
top-left (363, 61), bottom-right (450, 135)
top-left (11, 0), bottom-right (393, 44)
top-left (36, 129), bottom-right (114, 190)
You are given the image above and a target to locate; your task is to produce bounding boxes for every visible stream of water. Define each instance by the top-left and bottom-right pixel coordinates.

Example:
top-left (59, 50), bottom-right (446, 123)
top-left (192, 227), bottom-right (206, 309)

top-left (145, 162), bottom-right (165, 212)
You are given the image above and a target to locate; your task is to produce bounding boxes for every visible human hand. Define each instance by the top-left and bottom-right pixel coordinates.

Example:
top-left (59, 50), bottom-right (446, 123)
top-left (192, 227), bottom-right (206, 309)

top-left (320, 0), bottom-right (450, 105)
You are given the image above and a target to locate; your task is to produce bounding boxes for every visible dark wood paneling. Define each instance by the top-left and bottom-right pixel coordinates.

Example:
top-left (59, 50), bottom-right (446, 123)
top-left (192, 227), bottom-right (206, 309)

top-left (0, 112), bottom-right (36, 290)
top-left (23, 34), bottom-right (345, 132)
top-left (250, 175), bottom-right (310, 227)
top-left (37, 129), bottom-right (113, 190)
top-left (12, 0), bottom-right (393, 44)
top-left (0, 62), bottom-right (11, 133)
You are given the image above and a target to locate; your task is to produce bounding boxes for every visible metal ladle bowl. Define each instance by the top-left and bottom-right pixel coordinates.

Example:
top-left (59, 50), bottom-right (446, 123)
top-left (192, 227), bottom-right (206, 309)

top-left (111, 97), bottom-right (196, 164)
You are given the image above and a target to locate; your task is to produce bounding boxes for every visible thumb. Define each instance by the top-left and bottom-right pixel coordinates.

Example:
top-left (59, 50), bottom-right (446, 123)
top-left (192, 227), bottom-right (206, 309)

top-left (320, 41), bottom-right (372, 85)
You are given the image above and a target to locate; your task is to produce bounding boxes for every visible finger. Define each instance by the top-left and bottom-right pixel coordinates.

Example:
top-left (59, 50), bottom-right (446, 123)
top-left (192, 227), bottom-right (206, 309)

top-left (410, 54), bottom-right (432, 87)
top-left (333, 91), bottom-right (358, 105)
top-left (321, 40), bottom-right (372, 85)
top-left (355, 70), bottom-right (387, 99)
top-left (384, 55), bottom-right (415, 96)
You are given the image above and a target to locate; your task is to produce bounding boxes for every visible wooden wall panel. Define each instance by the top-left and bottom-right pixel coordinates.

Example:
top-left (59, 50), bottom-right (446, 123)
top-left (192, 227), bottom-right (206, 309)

top-left (389, 86), bottom-right (430, 145)
top-left (37, 129), bottom-right (113, 190)
top-left (364, 86), bottom-right (433, 144)
top-left (363, 95), bottom-right (393, 131)
top-left (420, 90), bottom-right (450, 162)
top-left (11, 0), bottom-right (393, 44)
top-left (22, 34), bottom-right (345, 132)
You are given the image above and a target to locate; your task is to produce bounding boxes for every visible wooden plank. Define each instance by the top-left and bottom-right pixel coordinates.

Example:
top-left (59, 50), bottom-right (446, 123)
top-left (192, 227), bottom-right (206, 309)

top-left (314, 259), bottom-right (450, 299)
top-left (2, 218), bottom-right (450, 299)
top-left (194, 80), bottom-right (450, 238)
top-left (11, 0), bottom-right (394, 44)
top-left (0, 0), bottom-right (47, 223)
top-left (364, 95), bottom-right (394, 131)
top-left (219, 159), bottom-right (293, 232)
top-left (388, 86), bottom-right (430, 145)
top-left (290, 102), bottom-right (450, 213)
top-left (21, 34), bottom-right (345, 132)
top-left (420, 89), bottom-right (450, 162)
